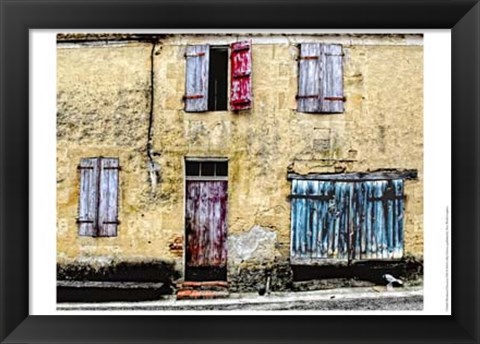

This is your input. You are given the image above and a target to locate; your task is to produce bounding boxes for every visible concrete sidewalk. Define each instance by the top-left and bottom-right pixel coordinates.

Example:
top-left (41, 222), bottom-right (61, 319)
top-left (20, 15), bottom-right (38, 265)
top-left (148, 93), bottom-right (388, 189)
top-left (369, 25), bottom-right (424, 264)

top-left (57, 286), bottom-right (423, 311)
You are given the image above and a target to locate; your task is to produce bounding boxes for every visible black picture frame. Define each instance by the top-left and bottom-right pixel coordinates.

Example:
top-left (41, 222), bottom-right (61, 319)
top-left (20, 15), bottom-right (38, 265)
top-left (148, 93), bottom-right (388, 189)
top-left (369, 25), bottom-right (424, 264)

top-left (0, 0), bottom-right (478, 343)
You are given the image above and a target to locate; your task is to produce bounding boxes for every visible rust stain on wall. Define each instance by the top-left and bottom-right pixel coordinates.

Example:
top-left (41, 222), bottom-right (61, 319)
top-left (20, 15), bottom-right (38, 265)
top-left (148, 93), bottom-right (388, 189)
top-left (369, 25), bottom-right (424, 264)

top-left (169, 235), bottom-right (184, 257)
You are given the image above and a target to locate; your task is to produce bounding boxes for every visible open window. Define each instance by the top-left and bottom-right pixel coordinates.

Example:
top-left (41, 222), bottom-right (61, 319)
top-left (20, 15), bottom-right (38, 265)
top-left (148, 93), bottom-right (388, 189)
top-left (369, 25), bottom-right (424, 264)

top-left (184, 42), bottom-right (252, 112)
top-left (208, 46), bottom-right (228, 111)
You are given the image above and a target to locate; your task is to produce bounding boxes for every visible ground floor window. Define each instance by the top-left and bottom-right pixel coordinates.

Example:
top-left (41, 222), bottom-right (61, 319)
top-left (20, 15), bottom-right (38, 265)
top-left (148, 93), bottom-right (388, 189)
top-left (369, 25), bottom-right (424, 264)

top-left (77, 157), bottom-right (120, 237)
top-left (290, 178), bottom-right (405, 263)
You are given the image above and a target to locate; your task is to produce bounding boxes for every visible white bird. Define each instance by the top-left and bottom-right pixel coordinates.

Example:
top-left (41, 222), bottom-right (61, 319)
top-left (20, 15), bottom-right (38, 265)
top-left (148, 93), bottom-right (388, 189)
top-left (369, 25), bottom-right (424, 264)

top-left (383, 274), bottom-right (403, 287)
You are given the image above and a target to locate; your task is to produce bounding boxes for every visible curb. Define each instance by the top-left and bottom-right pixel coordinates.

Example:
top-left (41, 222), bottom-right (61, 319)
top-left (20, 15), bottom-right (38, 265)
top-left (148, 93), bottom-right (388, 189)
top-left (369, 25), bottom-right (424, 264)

top-left (57, 286), bottom-right (423, 311)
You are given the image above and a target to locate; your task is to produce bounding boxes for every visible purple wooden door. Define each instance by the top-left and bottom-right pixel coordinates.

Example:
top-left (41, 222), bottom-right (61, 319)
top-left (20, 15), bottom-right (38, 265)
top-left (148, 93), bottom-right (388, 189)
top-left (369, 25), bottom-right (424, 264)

top-left (185, 180), bottom-right (228, 277)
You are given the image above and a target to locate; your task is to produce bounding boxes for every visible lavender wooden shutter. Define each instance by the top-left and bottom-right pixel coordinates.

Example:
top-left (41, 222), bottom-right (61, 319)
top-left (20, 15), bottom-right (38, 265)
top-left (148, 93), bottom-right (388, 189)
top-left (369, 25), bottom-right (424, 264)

top-left (319, 44), bottom-right (344, 113)
top-left (184, 45), bottom-right (209, 112)
top-left (97, 158), bottom-right (120, 237)
top-left (78, 158), bottom-right (100, 236)
top-left (230, 41), bottom-right (252, 111)
top-left (297, 43), bottom-right (321, 113)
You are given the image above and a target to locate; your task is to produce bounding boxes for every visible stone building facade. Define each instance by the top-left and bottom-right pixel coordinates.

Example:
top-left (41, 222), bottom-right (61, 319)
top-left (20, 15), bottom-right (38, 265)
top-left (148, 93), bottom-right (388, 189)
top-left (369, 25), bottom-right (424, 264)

top-left (57, 33), bottom-right (423, 294)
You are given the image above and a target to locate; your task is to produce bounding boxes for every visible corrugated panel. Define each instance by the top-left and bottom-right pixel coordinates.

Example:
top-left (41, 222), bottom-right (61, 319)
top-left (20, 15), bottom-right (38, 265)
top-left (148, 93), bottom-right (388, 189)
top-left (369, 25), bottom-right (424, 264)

top-left (184, 45), bottom-right (209, 112)
top-left (230, 41), bottom-right (252, 111)
top-left (290, 179), bottom-right (404, 262)
top-left (185, 180), bottom-right (228, 267)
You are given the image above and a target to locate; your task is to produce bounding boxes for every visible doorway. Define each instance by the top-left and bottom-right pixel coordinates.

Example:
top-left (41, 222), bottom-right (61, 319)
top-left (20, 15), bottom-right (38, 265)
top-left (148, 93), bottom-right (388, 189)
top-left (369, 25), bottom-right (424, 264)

top-left (184, 159), bottom-right (228, 281)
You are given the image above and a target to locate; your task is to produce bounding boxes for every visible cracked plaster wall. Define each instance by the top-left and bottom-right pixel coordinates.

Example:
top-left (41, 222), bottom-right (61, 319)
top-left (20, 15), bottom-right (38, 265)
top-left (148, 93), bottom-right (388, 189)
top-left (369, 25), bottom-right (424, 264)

top-left (57, 34), bottom-right (423, 276)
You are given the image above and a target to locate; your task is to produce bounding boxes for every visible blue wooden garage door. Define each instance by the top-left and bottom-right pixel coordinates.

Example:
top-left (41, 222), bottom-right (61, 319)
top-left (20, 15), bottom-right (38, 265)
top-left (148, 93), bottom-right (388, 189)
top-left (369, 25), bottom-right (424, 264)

top-left (290, 179), bottom-right (404, 262)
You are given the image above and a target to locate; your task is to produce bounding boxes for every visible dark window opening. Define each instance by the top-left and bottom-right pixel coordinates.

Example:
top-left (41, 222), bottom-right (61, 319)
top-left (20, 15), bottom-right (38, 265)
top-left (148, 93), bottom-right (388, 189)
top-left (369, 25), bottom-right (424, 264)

top-left (201, 162), bottom-right (215, 176)
top-left (186, 160), bottom-right (228, 177)
top-left (185, 161), bottom-right (200, 176)
top-left (208, 47), bottom-right (228, 111)
top-left (215, 161), bottom-right (228, 176)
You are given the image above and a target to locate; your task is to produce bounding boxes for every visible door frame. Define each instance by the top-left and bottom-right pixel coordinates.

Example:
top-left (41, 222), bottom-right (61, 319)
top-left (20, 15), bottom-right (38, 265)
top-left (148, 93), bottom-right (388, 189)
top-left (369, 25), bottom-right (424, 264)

top-left (183, 157), bottom-right (229, 281)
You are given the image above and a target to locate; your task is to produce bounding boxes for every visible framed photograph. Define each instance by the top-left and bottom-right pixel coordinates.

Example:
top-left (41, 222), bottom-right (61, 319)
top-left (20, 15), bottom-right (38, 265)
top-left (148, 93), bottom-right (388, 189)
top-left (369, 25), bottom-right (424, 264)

top-left (1, 0), bottom-right (478, 343)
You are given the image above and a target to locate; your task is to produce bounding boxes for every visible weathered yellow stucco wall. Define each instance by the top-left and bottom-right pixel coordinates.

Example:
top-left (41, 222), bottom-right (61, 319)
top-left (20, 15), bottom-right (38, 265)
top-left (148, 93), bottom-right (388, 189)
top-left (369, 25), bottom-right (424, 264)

top-left (57, 34), bottom-right (423, 276)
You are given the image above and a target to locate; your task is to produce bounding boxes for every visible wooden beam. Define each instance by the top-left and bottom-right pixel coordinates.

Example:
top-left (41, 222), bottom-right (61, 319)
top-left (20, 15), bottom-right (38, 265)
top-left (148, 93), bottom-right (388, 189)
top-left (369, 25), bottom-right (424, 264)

top-left (287, 169), bottom-right (418, 181)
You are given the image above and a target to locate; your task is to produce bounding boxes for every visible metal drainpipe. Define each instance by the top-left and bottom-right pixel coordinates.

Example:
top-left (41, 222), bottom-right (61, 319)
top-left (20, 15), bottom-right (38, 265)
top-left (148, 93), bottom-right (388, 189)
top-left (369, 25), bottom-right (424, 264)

top-left (147, 40), bottom-right (158, 190)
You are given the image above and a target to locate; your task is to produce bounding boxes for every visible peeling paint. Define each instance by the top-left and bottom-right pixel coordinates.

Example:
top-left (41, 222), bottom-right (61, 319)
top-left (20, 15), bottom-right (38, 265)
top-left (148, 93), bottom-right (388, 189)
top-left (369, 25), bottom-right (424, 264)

top-left (228, 225), bottom-right (277, 265)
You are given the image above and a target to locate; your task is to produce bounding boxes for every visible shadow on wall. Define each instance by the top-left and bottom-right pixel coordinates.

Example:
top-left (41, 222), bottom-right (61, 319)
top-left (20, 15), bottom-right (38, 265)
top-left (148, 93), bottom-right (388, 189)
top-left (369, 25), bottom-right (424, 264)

top-left (292, 258), bottom-right (423, 287)
top-left (57, 287), bottom-right (172, 303)
top-left (57, 261), bottom-right (180, 282)
top-left (57, 261), bottom-right (181, 303)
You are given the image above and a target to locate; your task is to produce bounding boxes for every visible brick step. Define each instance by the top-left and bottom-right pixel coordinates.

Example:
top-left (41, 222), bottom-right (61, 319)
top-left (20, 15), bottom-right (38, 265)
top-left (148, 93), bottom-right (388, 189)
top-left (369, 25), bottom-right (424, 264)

top-left (176, 280), bottom-right (229, 290)
top-left (176, 289), bottom-right (230, 300)
top-left (176, 280), bottom-right (229, 300)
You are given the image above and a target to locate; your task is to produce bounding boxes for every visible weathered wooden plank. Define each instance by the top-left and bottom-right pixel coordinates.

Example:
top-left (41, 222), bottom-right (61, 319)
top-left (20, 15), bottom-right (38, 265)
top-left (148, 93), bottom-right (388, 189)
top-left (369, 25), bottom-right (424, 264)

top-left (351, 182), bottom-right (362, 260)
top-left (387, 185), bottom-right (394, 257)
top-left (287, 169), bottom-right (418, 181)
top-left (291, 181), bottom-right (299, 256)
top-left (297, 43), bottom-right (321, 113)
top-left (320, 44), bottom-right (344, 113)
top-left (375, 180), bottom-right (388, 258)
top-left (335, 182), bottom-right (349, 259)
top-left (78, 158), bottom-right (99, 236)
top-left (299, 188), bottom-right (307, 256)
top-left (326, 182), bottom-right (336, 258)
top-left (359, 183), bottom-right (367, 256)
top-left (186, 180), bottom-right (227, 268)
top-left (185, 45), bottom-right (209, 112)
top-left (230, 41), bottom-right (252, 111)
top-left (98, 158), bottom-right (119, 237)
top-left (393, 179), bottom-right (404, 258)
top-left (308, 180), bottom-right (318, 257)
top-left (310, 182), bottom-right (321, 256)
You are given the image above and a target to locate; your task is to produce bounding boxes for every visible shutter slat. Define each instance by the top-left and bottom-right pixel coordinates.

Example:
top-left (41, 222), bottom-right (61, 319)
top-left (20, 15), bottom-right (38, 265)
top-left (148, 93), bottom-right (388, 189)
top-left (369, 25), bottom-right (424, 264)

top-left (230, 41), bottom-right (252, 111)
top-left (320, 44), bottom-right (344, 113)
top-left (297, 44), bottom-right (321, 113)
top-left (78, 158), bottom-right (99, 236)
top-left (98, 158), bottom-right (119, 237)
top-left (185, 45), bottom-right (209, 112)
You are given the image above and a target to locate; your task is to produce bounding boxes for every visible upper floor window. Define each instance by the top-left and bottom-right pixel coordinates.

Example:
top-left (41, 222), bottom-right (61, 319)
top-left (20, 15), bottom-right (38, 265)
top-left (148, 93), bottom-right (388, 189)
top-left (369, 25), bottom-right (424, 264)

top-left (296, 43), bottom-right (345, 114)
top-left (184, 41), bottom-right (252, 112)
